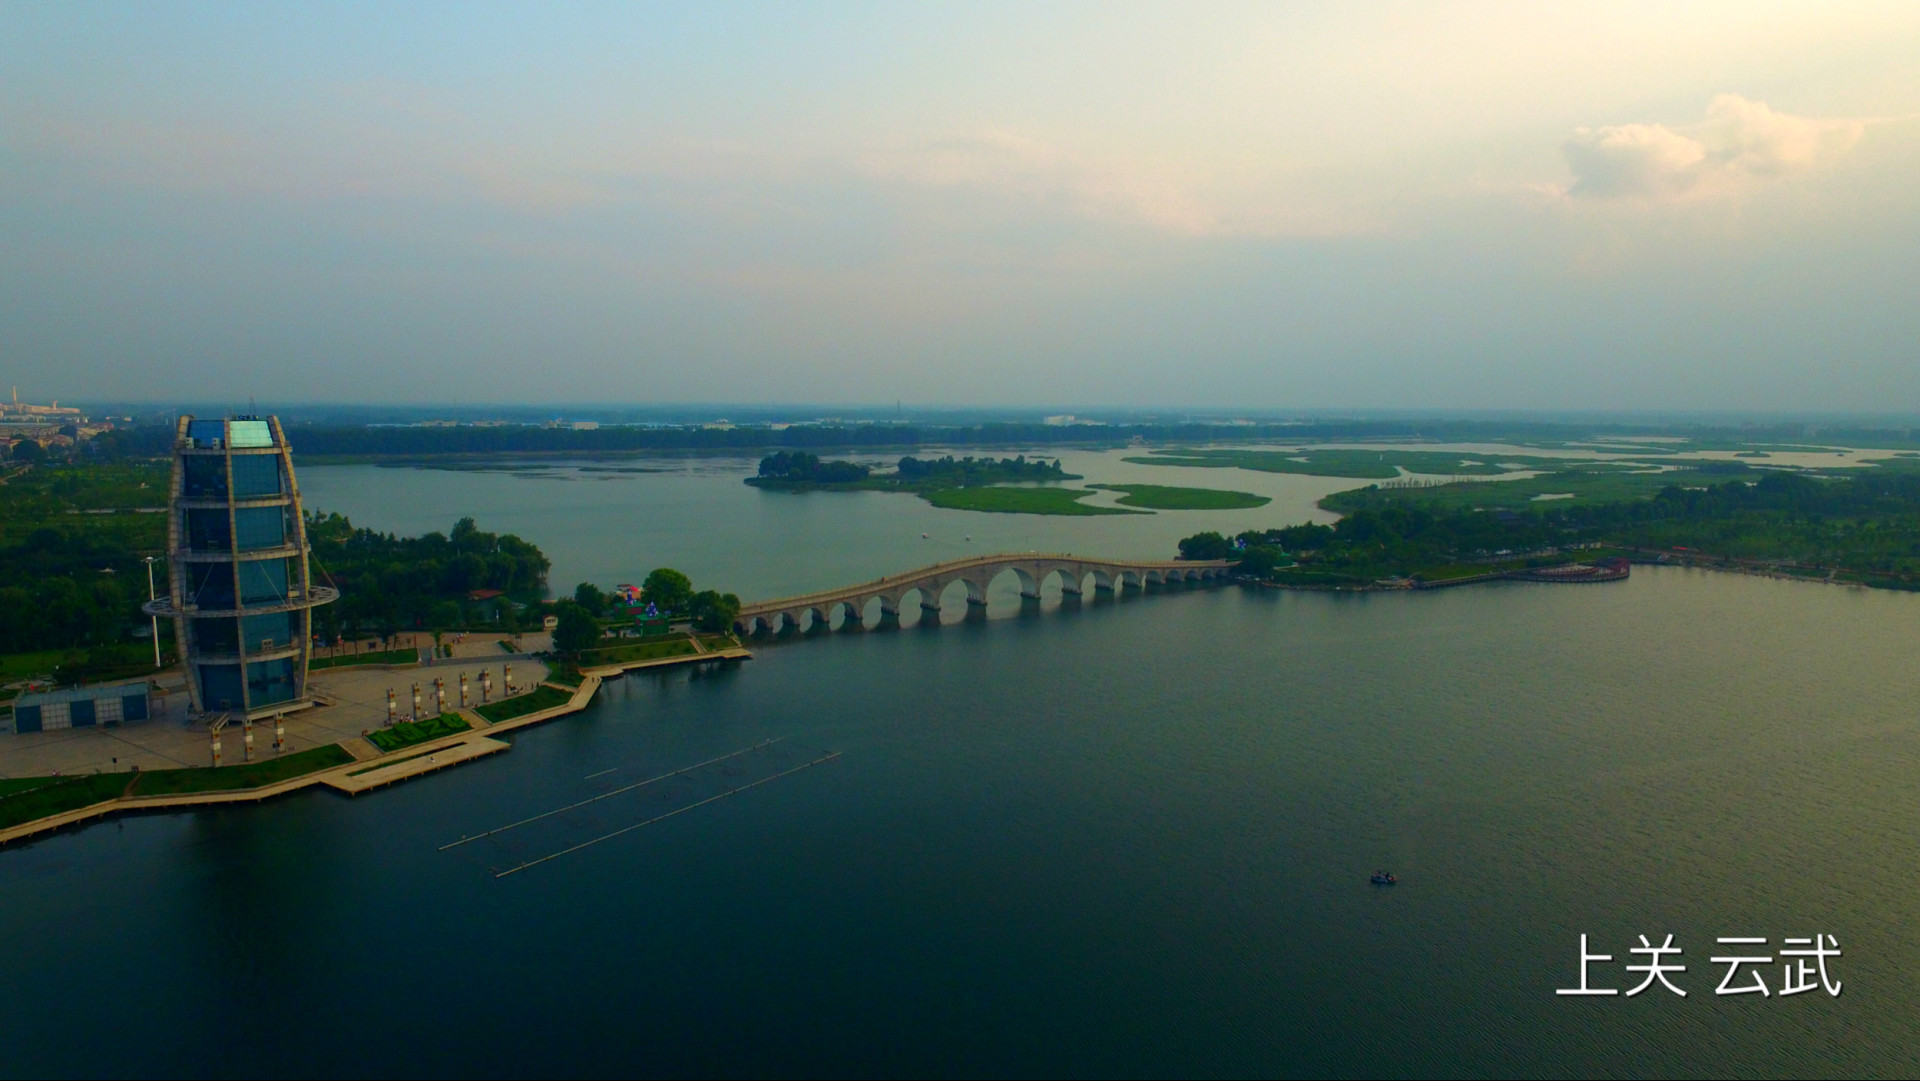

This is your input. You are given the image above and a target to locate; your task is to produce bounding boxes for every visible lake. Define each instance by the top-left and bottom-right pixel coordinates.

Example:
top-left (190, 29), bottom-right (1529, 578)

top-left (2, 453), bottom-right (1917, 1077)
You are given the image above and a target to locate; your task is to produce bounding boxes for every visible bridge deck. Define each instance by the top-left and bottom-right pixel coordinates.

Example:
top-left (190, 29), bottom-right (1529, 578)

top-left (735, 552), bottom-right (1233, 617)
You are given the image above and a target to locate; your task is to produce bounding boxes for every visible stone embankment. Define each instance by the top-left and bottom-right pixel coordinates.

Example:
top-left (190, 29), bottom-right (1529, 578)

top-left (0, 641), bottom-right (754, 846)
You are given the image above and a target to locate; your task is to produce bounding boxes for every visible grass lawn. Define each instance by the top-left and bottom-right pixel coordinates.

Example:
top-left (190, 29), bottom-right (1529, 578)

top-left (1089, 484), bottom-right (1271, 510)
top-left (580, 636), bottom-right (698, 666)
top-left (366, 713), bottom-right (471, 753)
top-left (923, 486), bottom-right (1142, 515)
top-left (0, 744), bottom-right (356, 829)
top-left (0, 774), bottom-right (130, 829)
top-left (128, 744), bottom-right (356, 795)
top-left (544, 662), bottom-right (585, 688)
top-left (309, 648), bottom-right (420, 670)
top-left (1318, 464), bottom-right (1768, 514)
top-left (0, 650), bottom-right (70, 682)
top-left (697, 634), bottom-right (740, 652)
top-left (475, 683), bottom-right (574, 724)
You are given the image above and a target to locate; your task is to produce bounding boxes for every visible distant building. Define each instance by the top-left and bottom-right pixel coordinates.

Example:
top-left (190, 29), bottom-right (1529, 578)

top-left (143, 416), bottom-right (336, 718)
top-left (11, 679), bottom-right (152, 733)
top-left (0, 388), bottom-right (87, 444)
top-left (0, 387), bottom-right (84, 423)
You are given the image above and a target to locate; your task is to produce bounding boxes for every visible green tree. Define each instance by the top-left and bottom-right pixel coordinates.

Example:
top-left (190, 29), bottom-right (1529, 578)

top-left (1236, 547), bottom-right (1284, 578)
top-left (573, 581), bottom-right (610, 615)
top-left (687, 590), bottom-right (741, 633)
top-left (641, 567), bottom-right (693, 614)
top-left (1177, 531), bottom-right (1233, 561)
top-left (11, 439), bottom-right (46, 463)
top-left (551, 601), bottom-right (601, 655)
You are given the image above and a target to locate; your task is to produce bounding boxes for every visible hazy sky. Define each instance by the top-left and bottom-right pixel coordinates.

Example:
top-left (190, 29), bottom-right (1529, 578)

top-left (4, 2), bottom-right (1918, 411)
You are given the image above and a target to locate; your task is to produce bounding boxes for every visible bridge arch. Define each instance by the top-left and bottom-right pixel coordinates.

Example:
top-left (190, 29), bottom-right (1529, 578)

top-left (1046, 567), bottom-right (1086, 595)
top-left (733, 553), bottom-right (1234, 634)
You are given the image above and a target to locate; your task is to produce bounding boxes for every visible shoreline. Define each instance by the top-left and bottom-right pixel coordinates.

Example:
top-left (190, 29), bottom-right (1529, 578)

top-left (0, 646), bottom-right (751, 847)
top-left (1, 550), bottom-right (1897, 844)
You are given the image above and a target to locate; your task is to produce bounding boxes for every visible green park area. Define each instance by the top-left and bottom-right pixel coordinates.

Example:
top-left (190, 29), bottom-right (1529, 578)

top-left (1088, 484), bottom-right (1270, 510)
top-left (366, 713), bottom-right (471, 753)
top-left (544, 661), bottom-right (584, 688)
top-left (474, 683), bottom-right (573, 724)
top-left (579, 635), bottom-right (699, 666)
top-left (747, 452), bottom-right (1141, 516)
top-left (1188, 461), bottom-right (1920, 590)
top-left (1320, 461), bottom-right (1777, 514)
top-left (0, 744), bottom-right (356, 830)
top-left (924, 486), bottom-right (1139, 515)
top-left (1, 452), bottom-right (556, 680)
top-left (308, 648), bottom-right (420, 671)
top-left (747, 451), bottom-right (1078, 492)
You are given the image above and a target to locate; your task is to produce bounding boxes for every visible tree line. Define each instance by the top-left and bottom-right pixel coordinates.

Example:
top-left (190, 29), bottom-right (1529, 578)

top-left (307, 514), bottom-right (551, 641)
top-left (553, 567), bottom-right (742, 654)
top-left (1180, 471), bottom-right (1920, 585)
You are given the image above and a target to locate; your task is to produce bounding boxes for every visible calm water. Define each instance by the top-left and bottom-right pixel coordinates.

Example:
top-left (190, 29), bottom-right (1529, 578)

top-left (295, 447), bottom-right (1354, 597)
top-left (4, 461), bottom-right (1920, 1077)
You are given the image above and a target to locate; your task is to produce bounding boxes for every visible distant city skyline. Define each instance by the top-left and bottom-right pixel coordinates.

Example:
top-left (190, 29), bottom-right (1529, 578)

top-left (4, 2), bottom-right (1917, 411)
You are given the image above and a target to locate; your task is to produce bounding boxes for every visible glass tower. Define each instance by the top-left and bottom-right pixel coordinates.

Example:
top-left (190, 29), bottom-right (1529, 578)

top-left (144, 416), bottom-right (336, 717)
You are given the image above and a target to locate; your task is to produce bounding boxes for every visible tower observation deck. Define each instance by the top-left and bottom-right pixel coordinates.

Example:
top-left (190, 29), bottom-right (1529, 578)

top-left (143, 416), bottom-right (336, 718)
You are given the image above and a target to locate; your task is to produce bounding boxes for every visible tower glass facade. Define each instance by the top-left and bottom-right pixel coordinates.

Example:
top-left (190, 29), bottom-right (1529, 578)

top-left (144, 416), bottom-right (336, 716)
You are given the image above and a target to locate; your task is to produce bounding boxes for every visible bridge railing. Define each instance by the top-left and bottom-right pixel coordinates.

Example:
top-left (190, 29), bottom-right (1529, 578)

top-left (735, 553), bottom-right (1233, 614)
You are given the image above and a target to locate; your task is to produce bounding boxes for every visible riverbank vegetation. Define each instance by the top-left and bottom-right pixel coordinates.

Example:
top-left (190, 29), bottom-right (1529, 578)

top-left (1089, 484), bottom-right (1270, 510)
top-left (748, 452), bottom-right (1109, 515)
top-left (0, 744), bottom-right (356, 830)
top-left (924, 486), bottom-right (1138, 515)
top-left (747, 452), bottom-right (1075, 492)
top-left (559, 567), bottom-right (741, 645)
top-left (1186, 468), bottom-right (1920, 589)
top-left (1319, 459), bottom-right (1796, 513)
top-left (577, 636), bottom-right (700, 667)
top-left (747, 451), bottom-right (872, 486)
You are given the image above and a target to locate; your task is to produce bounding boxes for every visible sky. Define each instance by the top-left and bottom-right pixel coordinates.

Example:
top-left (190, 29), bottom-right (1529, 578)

top-left (3, 2), bottom-right (1918, 412)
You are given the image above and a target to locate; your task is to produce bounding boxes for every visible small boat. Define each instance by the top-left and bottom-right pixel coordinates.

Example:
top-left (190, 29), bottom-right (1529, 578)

top-left (921, 532), bottom-right (929, 539)
top-left (1370, 871), bottom-right (1397, 886)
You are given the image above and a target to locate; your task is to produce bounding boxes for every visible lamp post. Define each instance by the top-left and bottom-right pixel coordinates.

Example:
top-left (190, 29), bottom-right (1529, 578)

top-left (143, 555), bottom-right (161, 670)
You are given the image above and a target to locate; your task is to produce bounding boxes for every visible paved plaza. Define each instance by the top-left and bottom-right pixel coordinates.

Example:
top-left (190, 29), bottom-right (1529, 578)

top-left (0, 652), bottom-right (550, 781)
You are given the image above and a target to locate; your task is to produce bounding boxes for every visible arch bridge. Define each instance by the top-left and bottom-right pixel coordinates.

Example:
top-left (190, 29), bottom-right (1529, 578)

top-left (734, 552), bottom-right (1234, 635)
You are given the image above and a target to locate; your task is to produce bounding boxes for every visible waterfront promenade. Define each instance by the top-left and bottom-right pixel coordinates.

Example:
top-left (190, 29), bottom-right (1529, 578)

top-left (1, 553), bottom-right (1219, 843)
top-left (0, 644), bottom-right (750, 844)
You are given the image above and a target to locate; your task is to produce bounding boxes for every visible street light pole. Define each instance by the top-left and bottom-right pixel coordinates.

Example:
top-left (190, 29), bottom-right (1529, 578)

top-left (143, 556), bottom-right (161, 670)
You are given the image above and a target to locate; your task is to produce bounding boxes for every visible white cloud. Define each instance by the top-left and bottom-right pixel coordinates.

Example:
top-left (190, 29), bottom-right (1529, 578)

top-left (861, 129), bottom-right (1218, 236)
top-left (1564, 94), bottom-right (1864, 199)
